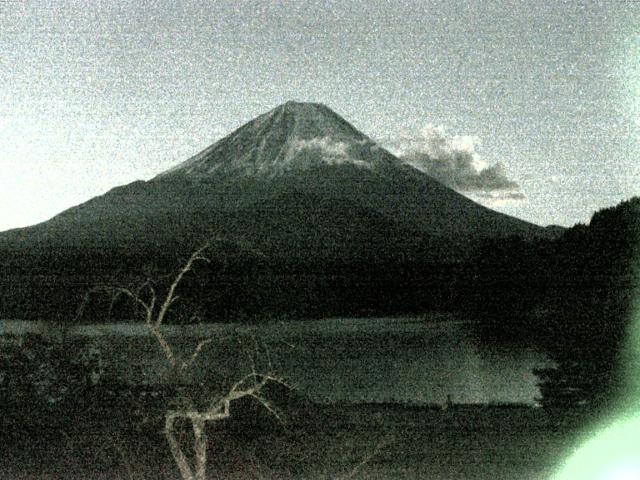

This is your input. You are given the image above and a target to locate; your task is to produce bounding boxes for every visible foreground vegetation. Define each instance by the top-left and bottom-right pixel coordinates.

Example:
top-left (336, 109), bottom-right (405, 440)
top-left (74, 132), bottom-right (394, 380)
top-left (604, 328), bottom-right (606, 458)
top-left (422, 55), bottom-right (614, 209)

top-left (0, 395), bottom-right (590, 480)
top-left (0, 197), bottom-right (637, 478)
top-left (0, 325), bottom-right (598, 479)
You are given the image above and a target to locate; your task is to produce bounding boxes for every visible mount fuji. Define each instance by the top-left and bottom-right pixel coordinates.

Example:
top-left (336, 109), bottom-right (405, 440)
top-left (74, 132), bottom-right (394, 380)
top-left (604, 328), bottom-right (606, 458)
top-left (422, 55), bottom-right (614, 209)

top-left (1, 102), bottom-right (542, 251)
top-left (0, 101), bottom-right (549, 319)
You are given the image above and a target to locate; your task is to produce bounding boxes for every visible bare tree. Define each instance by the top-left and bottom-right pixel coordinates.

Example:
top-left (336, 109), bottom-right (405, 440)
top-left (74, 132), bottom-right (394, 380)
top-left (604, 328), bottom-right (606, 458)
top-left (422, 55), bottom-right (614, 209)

top-left (81, 244), bottom-right (287, 480)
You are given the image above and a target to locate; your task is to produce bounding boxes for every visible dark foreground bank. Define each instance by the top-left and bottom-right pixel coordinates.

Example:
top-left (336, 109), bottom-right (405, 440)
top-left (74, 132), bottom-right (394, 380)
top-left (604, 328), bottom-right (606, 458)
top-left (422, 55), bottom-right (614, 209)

top-left (0, 399), bottom-right (591, 480)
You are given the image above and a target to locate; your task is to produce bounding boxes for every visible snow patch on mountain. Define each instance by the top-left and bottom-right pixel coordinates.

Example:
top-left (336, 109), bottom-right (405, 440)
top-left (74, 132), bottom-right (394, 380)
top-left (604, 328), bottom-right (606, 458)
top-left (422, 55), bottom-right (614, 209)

top-left (286, 136), bottom-right (373, 168)
top-left (289, 136), bottom-right (350, 157)
top-left (157, 102), bottom-right (392, 179)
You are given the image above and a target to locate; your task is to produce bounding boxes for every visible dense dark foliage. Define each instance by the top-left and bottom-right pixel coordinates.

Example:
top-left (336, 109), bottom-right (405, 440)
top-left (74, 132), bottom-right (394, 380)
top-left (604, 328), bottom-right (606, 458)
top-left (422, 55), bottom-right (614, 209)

top-left (471, 197), bottom-right (640, 409)
top-left (0, 332), bottom-right (307, 435)
top-left (0, 235), bottom-right (474, 322)
top-left (1, 198), bottom-right (638, 410)
top-left (0, 333), bottom-right (103, 425)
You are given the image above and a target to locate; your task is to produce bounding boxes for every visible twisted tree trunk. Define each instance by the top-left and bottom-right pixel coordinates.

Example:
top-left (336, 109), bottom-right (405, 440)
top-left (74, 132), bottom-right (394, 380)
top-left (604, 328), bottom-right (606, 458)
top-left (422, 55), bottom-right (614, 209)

top-left (83, 245), bottom-right (285, 480)
top-left (164, 406), bottom-right (231, 480)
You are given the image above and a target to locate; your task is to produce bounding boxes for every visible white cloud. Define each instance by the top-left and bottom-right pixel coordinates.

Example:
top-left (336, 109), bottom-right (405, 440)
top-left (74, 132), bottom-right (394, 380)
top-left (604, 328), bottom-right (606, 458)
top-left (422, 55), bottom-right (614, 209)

top-left (468, 190), bottom-right (528, 206)
top-left (289, 136), bottom-right (350, 157)
top-left (388, 124), bottom-right (525, 200)
top-left (287, 137), bottom-right (370, 167)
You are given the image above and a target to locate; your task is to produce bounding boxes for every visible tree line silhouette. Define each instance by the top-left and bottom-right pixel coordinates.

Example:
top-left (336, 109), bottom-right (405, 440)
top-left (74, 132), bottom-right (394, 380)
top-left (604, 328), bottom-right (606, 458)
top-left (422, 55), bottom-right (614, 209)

top-left (0, 197), bottom-right (638, 409)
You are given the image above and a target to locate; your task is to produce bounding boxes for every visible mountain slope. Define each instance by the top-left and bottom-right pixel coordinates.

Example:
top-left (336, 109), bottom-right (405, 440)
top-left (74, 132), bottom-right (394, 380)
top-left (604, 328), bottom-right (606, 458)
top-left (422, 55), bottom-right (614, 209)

top-left (1, 102), bottom-right (542, 249)
top-left (0, 101), bottom-right (552, 320)
top-left (158, 101), bottom-right (387, 178)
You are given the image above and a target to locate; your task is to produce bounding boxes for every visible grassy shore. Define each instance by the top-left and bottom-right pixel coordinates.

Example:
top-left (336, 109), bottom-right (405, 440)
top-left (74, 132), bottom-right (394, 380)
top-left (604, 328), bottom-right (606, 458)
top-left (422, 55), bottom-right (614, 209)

top-left (0, 402), bottom-right (590, 480)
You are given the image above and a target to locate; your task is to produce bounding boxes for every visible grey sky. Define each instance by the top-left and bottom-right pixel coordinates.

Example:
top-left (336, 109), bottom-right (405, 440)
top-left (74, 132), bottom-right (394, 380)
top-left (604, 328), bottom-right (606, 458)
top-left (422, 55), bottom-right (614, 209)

top-left (1, 0), bottom-right (638, 230)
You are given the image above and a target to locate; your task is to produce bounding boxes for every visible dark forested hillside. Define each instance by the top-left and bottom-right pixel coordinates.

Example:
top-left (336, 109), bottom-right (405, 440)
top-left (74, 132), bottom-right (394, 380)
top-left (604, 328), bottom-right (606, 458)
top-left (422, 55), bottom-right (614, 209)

top-left (0, 103), bottom-right (635, 413)
top-left (0, 102), bottom-right (548, 322)
top-left (470, 197), bottom-right (640, 409)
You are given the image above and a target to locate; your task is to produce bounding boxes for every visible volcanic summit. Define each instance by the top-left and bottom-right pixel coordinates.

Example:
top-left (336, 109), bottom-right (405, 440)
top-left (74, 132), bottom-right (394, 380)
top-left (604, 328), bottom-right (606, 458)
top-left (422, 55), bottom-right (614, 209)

top-left (0, 101), bottom-right (552, 319)
top-left (1, 101), bottom-right (543, 253)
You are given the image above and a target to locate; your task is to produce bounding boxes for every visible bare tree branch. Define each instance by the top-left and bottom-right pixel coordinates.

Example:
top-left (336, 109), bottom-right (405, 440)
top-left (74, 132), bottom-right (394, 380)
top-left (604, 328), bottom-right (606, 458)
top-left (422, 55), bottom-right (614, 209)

top-left (90, 285), bottom-right (154, 322)
top-left (182, 338), bottom-right (215, 370)
top-left (155, 244), bottom-right (210, 328)
top-left (248, 393), bottom-right (282, 422)
top-left (339, 438), bottom-right (389, 480)
top-left (81, 241), bottom-right (287, 480)
top-left (165, 414), bottom-right (197, 480)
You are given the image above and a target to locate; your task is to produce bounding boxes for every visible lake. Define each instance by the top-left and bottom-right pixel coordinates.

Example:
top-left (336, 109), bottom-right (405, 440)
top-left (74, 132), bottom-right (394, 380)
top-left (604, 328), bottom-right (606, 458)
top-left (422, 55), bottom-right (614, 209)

top-left (0, 316), bottom-right (553, 405)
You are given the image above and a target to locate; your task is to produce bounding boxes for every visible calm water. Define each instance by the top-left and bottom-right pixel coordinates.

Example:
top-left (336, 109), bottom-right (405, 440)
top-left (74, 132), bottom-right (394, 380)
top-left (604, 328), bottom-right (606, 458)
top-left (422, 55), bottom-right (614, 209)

top-left (0, 316), bottom-right (553, 405)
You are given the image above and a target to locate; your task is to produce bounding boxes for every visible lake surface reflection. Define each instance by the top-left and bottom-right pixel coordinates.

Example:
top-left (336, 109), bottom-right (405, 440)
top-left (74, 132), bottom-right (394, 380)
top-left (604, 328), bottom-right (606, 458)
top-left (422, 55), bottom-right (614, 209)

top-left (1, 316), bottom-right (553, 405)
